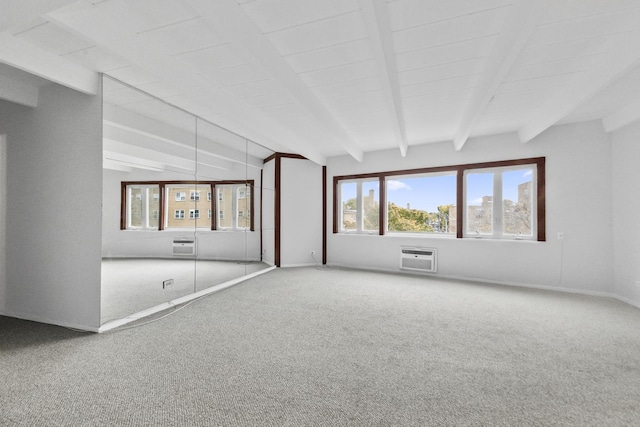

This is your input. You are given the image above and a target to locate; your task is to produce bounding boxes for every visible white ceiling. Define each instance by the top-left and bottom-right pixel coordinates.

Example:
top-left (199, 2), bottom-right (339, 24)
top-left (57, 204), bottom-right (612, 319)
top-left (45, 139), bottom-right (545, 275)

top-left (2, 0), bottom-right (640, 165)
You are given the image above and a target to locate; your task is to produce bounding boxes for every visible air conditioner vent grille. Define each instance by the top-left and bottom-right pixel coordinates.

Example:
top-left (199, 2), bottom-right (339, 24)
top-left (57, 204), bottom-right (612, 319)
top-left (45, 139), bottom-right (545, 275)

top-left (400, 247), bottom-right (437, 273)
top-left (173, 238), bottom-right (195, 256)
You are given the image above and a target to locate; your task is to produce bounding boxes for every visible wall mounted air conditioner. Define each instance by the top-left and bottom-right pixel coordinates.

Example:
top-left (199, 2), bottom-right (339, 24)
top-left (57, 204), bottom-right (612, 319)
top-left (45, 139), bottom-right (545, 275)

top-left (400, 247), bottom-right (437, 273)
top-left (173, 238), bottom-right (195, 256)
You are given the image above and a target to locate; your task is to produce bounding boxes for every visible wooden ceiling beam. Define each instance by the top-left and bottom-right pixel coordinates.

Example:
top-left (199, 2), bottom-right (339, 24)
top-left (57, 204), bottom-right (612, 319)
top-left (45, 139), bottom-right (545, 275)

top-left (359, 0), bottom-right (408, 157)
top-left (453, 0), bottom-right (549, 151)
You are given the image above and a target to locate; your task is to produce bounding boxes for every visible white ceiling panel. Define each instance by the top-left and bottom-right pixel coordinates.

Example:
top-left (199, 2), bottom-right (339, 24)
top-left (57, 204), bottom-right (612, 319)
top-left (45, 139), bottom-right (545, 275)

top-left (527, 9), bottom-right (640, 48)
top-left (239, 92), bottom-right (295, 109)
top-left (400, 75), bottom-right (479, 99)
top-left (312, 76), bottom-right (382, 100)
top-left (561, 64), bottom-right (640, 124)
top-left (541, 0), bottom-right (640, 25)
top-left (174, 43), bottom-right (253, 73)
top-left (106, 66), bottom-right (161, 87)
top-left (136, 17), bottom-right (226, 56)
top-left (284, 38), bottom-right (373, 74)
top-left (503, 55), bottom-right (599, 84)
top-left (299, 59), bottom-right (378, 88)
top-left (388, 0), bottom-right (511, 32)
top-left (223, 78), bottom-right (281, 99)
top-left (512, 35), bottom-right (611, 68)
top-left (396, 35), bottom-right (496, 72)
top-left (323, 89), bottom-right (387, 112)
top-left (392, 6), bottom-right (509, 54)
top-left (61, 45), bottom-right (129, 72)
top-left (201, 62), bottom-right (272, 88)
top-left (119, 0), bottom-right (199, 34)
top-left (398, 57), bottom-right (486, 86)
top-left (3, 0), bottom-right (640, 161)
top-left (15, 21), bottom-right (93, 55)
top-left (241, 0), bottom-right (360, 33)
top-left (265, 11), bottom-right (368, 56)
top-left (495, 72), bottom-right (584, 96)
top-left (402, 90), bottom-right (472, 111)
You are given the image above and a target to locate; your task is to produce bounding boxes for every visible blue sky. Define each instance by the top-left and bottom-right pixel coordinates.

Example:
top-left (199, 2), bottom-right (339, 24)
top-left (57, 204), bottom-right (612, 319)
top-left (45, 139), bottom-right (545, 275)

top-left (341, 169), bottom-right (533, 213)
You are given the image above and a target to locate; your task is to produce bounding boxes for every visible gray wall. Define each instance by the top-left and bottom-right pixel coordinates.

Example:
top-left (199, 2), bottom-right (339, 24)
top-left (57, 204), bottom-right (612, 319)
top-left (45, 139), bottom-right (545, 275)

top-left (0, 83), bottom-right (103, 330)
top-left (611, 121), bottom-right (640, 308)
top-left (280, 157), bottom-right (323, 267)
top-left (325, 120), bottom-right (617, 299)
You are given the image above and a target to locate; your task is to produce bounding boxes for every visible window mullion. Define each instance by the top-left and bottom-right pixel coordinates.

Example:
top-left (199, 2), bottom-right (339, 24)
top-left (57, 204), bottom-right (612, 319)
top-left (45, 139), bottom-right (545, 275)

top-left (494, 172), bottom-right (502, 237)
top-left (142, 187), bottom-right (149, 229)
top-left (356, 181), bottom-right (363, 232)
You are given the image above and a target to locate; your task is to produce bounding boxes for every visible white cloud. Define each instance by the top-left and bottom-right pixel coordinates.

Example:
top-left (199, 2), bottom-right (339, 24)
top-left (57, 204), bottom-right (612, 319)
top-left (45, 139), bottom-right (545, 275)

top-left (470, 197), bottom-right (484, 205)
top-left (523, 170), bottom-right (533, 177)
top-left (387, 180), bottom-right (411, 191)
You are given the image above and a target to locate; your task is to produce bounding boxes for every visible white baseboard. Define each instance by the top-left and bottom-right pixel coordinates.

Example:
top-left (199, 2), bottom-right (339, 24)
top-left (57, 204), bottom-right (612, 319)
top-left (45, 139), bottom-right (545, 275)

top-left (99, 265), bottom-right (276, 332)
top-left (326, 263), bottom-right (640, 310)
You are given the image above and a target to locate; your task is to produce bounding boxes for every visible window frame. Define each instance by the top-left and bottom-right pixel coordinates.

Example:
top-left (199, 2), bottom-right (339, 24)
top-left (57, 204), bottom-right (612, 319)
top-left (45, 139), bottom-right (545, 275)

top-left (384, 170), bottom-right (457, 236)
top-left (120, 180), bottom-right (255, 232)
top-left (463, 164), bottom-right (538, 240)
top-left (336, 177), bottom-right (382, 234)
top-left (215, 183), bottom-right (254, 231)
top-left (333, 157), bottom-right (545, 241)
top-left (124, 184), bottom-right (160, 230)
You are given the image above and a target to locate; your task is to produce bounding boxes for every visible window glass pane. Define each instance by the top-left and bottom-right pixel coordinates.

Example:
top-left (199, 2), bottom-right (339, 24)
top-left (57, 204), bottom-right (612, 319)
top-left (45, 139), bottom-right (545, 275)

top-left (218, 187), bottom-right (233, 228)
top-left (129, 187), bottom-right (143, 228)
top-left (340, 182), bottom-right (357, 231)
top-left (362, 181), bottom-right (379, 232)
top-left (148, 187), bottom-right (159, 228)
top-left (503, 168), bottom-right (533, 236)
top-left (166, 185), bottom-right (211, 228)
top-left (466, 172), bottom-right (493, 235)
top-left (386, 174), bottom-right (456, 233)
top-left (237, 185), bottom-right (251, 229)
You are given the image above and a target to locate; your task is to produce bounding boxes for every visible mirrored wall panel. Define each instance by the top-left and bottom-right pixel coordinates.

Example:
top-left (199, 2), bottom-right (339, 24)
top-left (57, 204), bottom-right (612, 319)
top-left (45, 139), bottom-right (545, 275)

top-left (101, 76), bottom-right (273, 325)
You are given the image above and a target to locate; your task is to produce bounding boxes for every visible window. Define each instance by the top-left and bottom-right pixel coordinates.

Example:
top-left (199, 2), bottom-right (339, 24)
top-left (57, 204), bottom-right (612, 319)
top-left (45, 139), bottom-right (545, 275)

top-left (333, 157), bottom-right (545, 241)
top-left (121, 180), bottom-right (254, 232)
top-left (464, 165), bottom-right (536, 239)
top-left (338, 179), bottom-right (380, 233)
top-left (125, 184), bottom-right (160, 230)
top-left (166, 184), bottom-right (211, 229)
top-left (386, 173), bottom-right (456, 234)
top-left (217, 184), bottom-right (253, 230)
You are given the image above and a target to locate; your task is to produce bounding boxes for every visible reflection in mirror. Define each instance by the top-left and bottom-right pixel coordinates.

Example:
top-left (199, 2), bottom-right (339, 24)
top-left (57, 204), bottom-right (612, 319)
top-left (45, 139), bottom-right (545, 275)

top-left (101, 76), bottom-right (274, 327)
top-left (193, 120), bottom-right (272, 292)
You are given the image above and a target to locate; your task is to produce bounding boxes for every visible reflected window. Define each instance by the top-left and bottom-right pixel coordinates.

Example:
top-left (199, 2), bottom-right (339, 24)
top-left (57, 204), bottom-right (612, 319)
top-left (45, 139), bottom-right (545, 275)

top-left (166, 184), bottom-right (211, 229)
top-left (121, 180), bottom-right (253, 231)
top-left (216, 183), bottom-right (253, 230)
top-left (125, 184), bottom-right (159, 230)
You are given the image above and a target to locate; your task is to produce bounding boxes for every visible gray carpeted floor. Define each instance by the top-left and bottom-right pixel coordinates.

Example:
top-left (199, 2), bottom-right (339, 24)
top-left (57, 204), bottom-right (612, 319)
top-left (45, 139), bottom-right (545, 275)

top-left (2, 267), bottom-right (640, 426)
